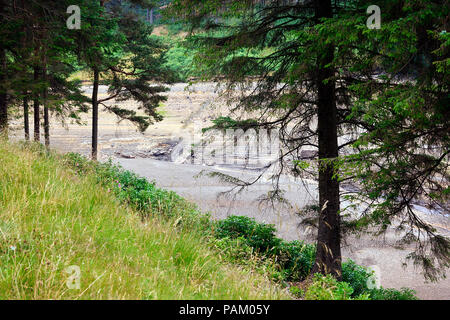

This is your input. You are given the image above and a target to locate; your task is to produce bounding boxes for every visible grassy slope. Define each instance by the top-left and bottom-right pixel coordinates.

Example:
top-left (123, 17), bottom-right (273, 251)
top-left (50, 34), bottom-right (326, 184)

top-left (0, 141), bottom-right (288, 299)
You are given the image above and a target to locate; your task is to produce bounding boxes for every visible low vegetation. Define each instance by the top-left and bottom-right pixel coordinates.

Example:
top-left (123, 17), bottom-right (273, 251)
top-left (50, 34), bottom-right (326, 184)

top-left (0, 140), bottom-right (418, 299)
top-left (0, 141), bottom-right (288, 299)
top-left (63, 145), bottom-right (418, 300)
top-left (212, 215), bottom-right (417, 300)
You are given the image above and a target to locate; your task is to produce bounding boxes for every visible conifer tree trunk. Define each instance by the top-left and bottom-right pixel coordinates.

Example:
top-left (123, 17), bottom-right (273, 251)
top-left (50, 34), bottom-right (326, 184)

top-left (42, 64), bottom-right (49, 147)
top-left (24, 95), bottom-right (30, 140)
top-left (91, 68), bottom-right (99, 160)
top-left (20, 1), bottom-right (29, 141)
top-left (43, 100), bottom-right (49, 147)
top-left (0, 48), bottom-right (7, 135)
top-left (311, 0), bottom-right (342, 279)
top-left (91, 0), bottom-right (105, 160)
top-left (0, 0), bottom-right (7, 135)
top-left (33, 67), bottom-right (40, 142)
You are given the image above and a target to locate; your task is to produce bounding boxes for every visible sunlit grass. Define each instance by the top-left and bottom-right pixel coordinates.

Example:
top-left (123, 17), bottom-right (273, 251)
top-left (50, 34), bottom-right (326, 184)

top-left (0, 140), bottom-right (289, 300)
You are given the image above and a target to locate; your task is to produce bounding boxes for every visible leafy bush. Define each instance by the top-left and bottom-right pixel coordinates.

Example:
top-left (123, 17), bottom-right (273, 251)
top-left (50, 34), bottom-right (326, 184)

top-left (215, 216), bottom-right (281, 254)
top-left (367, 287), bottom-right (418, 300)
top-left (215, 216), bottom-right (316, 281)
top-left (342, 260), bottom-right (373, 297)
top-left (275, 240), bottom-right (315, 281)
top-left (289, 286), bottom-right (303, 298)
top-left (304, 274), bottom-right (370, 300)
top-left (163, 44), bottom-right (195, 82)
top-left (341, 261), bottom-right (418, 300)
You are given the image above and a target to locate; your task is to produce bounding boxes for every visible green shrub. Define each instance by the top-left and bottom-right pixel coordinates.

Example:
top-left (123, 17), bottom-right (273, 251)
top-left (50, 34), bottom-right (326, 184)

top-left (340, 261), bottom-right (418, 300)
top-left (367, 287), bottom-right (418, 300)
top-left (215, 216), bottom-right (281, 254)
top-left (163, 21), bottom-right (189, 35)
top-left (163, 45), bottom-right (193, 82)
top-left (214, 216), bottom-right (316, 281)
top-left (289, 286), bottom-right (303, 298)
top-left (275, 240), bottom-right (315, 281)
top-left (342, 260), bottom-right (373, 297)
top-left (304, 274), bottom-right (370, 300)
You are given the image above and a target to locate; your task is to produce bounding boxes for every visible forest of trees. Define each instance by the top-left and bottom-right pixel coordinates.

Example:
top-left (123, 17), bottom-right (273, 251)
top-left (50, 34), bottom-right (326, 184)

top-left (0, 0), bottom-right (448, 286)
top-left (0, 0), bottom-right (171, 159)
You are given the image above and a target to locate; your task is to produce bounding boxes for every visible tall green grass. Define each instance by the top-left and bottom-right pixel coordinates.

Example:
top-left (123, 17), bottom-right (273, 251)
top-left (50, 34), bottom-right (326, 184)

top-left (0, 141), bottom-right (288, 300)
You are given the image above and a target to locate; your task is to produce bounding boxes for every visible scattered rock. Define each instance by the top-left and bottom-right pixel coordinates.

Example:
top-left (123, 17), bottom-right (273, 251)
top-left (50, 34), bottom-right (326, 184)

top-left (300, 150), bottom-right (317, 159)
top-left (115, 152), bottom-right (136, 159)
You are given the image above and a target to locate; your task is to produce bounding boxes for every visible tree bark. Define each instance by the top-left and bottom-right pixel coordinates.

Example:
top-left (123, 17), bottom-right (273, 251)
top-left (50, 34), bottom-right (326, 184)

top-left (311, 0), bottom-right (342, 279)
top-left (91, 0), bottom-right (105, 160)
top-left (24, 95), bottom-right (30, 140)
top-left (0, 0), bottom-right (7, 135)
top-left (91, 68), bottom-right (99, 160)
top-left (20, 0), bottom-right (29, 141)
top-left (0, 48), bottom-right (7, 135)
top-left (43, 99), bottom-right (49, 147)
top-left (42, 64), bottom-right (49, 147)
top-left (33, 67), bottom-right (40, 142)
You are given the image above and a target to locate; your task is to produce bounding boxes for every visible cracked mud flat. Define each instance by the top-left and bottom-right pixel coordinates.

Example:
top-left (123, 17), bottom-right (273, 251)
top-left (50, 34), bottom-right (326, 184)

top-left (10, 82), bottom-right (450, 299)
